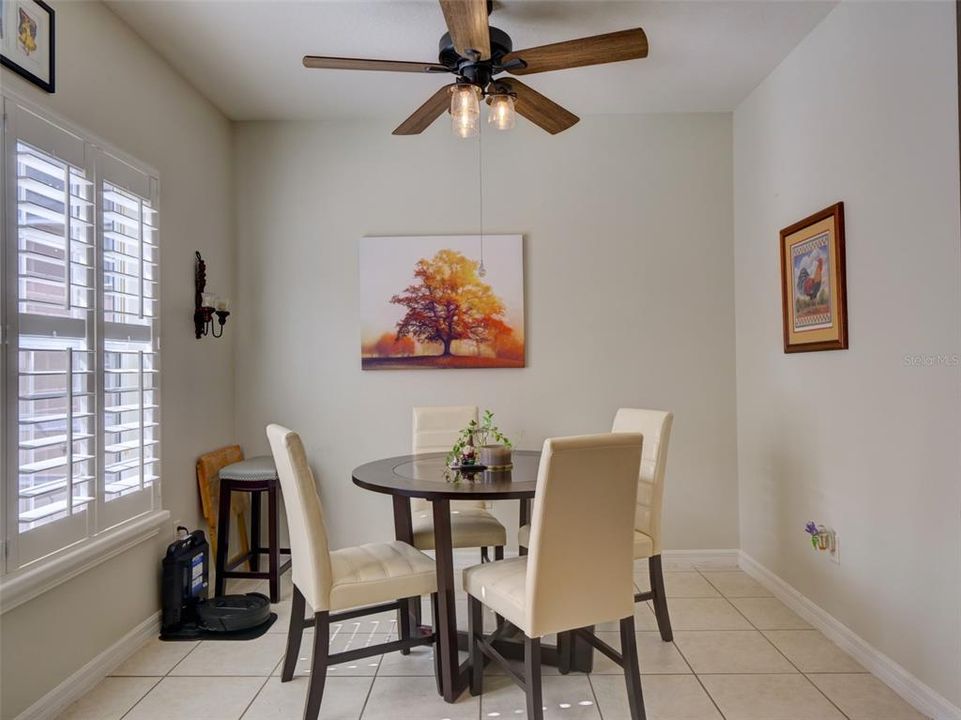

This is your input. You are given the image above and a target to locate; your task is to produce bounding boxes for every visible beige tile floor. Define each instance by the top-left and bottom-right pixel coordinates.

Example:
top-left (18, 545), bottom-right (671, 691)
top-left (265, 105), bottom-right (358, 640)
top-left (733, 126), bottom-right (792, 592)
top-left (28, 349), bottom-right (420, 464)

top-left (60, 558), bottom-right (929, 720)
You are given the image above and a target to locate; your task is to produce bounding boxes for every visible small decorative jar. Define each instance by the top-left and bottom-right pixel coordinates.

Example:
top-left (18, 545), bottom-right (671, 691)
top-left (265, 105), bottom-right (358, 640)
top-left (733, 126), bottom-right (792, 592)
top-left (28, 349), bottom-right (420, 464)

top-left (479, 444), bottom-right (512, 470)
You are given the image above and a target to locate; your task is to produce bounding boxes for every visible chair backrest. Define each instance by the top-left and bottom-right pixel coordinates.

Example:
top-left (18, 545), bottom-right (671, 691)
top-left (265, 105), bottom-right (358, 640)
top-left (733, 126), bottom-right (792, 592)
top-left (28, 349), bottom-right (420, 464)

top-left (196, 445), bottom-right (248, 560)
top-left (266, 424), bottom-right (333, 611)
top-left (525, 433), bottom-right (643, 638)
top-left (612, 408), bottom-right (673, 554)
top-left (412, 405), bottom-right (478, 453)
top-left (411, 406), bottom-right (482, 512)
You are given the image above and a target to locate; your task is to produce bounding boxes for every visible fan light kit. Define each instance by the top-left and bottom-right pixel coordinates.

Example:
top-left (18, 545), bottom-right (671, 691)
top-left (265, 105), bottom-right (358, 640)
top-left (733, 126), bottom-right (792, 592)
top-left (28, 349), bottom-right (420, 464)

top-left (302, 0), bottom-right (649, 138)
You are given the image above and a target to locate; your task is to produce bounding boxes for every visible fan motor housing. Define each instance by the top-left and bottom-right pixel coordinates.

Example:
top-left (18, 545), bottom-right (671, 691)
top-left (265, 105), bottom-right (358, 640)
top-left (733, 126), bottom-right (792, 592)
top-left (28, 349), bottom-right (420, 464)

top-left (439, 26), bottom-right (513, 80)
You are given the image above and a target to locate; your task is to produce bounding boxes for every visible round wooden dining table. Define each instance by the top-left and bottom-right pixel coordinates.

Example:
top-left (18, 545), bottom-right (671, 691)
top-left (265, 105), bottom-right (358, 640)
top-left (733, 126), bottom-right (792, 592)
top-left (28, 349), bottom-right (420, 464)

top-left (352, 450), bottom-right (594, 703)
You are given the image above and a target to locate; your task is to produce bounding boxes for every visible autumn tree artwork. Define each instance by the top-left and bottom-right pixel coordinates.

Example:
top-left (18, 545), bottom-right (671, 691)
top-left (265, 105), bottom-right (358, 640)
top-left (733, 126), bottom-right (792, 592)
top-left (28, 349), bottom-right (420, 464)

top-left (360, 235), bottom-right (525, 369)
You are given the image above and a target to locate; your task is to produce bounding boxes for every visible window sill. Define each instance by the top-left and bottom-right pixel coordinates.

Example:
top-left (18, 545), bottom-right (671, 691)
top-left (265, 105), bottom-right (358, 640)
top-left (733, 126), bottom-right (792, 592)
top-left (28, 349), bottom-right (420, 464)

top-left (0, 509), bottom-right (170, 614)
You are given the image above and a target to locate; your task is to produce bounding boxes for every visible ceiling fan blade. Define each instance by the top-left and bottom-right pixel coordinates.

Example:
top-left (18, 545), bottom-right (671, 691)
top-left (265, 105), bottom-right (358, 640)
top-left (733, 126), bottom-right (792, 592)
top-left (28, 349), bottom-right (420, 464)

top-left (491, 79), bottom-right (578, 135)
top-left (303, 56), bottom-right (449, 73)
top-left (393, 84), bottom-right (455, 135)
top-left (439, 0), bottom-right (491, 60)
top-left (502, 27), bottom-right (648, 75)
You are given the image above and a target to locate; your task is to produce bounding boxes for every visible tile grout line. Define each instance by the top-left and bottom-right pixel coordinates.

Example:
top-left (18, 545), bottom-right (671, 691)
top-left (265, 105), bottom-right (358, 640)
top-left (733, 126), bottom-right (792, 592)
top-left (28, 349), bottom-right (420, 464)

top-left (115, 677), bottom-right (162, 720)
top-left (695, 566), bottom-right (774, 599)
top-left (667, 601), bottom-right (731, 720)
top-left (585, 672), bottom-right (605, 720)
top-left (693, 567), bottom-right (855, 720)
top-left (238, 673), bottom-right (275, 720)
top-left (356, 617), bottom-right (394, 720)
top-left (747, 626), bottom-right (854, 720)
top-left (117, 636), bottom-right (205, 719)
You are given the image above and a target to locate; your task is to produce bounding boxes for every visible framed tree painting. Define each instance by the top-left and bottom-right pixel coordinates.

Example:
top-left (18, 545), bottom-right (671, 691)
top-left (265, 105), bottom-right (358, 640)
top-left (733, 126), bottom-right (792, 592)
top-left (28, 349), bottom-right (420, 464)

top-left (360, 235), bottom-right (525, 369)
top-left (780, 202), bottom-right (848, 353)
top-left (1, 0), bottom-right (55, 93)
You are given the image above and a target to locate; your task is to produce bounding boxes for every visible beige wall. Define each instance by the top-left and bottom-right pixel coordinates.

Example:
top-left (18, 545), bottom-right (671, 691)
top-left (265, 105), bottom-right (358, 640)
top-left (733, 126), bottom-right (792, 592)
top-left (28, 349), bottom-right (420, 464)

top-left (733, 1), bottom-right (961, 708)
top-left (0, 2), bottom-right (235, 717)
top-left (232, 113), bottom-right (739, 553)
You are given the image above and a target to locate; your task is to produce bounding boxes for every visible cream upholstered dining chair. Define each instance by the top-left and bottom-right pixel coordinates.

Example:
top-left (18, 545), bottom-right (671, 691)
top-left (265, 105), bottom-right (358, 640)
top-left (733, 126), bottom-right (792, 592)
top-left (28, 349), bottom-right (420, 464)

top-left (464, 434), bottom-right (648, 720)
top-left (266, 424), bottom-right (440, 720)
top-left (517, 408), bottom-right (675, 641)
top-left (411, 406), bottom-right (507, 562)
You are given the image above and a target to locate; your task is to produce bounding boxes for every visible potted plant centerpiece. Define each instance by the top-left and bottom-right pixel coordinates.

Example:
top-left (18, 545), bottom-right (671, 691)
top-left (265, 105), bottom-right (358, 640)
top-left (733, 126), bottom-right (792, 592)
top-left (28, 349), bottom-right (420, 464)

top-left (447, 410), bottom-right (513, 471)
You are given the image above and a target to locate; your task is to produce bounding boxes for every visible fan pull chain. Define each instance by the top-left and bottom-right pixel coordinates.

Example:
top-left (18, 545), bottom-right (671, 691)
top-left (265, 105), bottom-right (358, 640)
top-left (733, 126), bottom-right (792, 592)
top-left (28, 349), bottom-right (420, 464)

top-left (478, 118), bottom-right (486, 277)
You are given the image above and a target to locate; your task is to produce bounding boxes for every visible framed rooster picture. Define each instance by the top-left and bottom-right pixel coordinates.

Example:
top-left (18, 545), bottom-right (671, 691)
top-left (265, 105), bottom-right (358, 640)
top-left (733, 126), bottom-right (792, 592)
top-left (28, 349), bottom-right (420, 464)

top-left (780, 202), bottom-right (848, 353)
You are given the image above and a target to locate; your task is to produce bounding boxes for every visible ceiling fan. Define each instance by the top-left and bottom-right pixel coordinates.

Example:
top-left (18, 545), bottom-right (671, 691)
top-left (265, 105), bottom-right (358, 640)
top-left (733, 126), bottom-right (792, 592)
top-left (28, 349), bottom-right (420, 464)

top-left (302, 0), bottom-right (648, 137)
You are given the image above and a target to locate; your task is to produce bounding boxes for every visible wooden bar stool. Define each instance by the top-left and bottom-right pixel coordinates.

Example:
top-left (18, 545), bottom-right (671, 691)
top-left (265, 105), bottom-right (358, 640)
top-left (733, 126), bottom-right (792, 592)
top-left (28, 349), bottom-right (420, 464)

top-left (214, 456), bottom-right (292, 602)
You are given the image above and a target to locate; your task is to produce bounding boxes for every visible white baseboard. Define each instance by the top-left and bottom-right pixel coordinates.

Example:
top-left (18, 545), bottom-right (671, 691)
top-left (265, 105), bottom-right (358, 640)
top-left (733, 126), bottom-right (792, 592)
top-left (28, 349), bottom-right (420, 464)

top-left (15, 611), bottom-right (160, 720)
top-left (739, 552), bottom-right (961, 720)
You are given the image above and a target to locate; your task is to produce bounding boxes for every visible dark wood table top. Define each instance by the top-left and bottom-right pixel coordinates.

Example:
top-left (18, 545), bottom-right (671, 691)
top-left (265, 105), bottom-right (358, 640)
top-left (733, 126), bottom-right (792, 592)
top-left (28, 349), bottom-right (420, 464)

top-left (352, 450), bottom-right (540, 500)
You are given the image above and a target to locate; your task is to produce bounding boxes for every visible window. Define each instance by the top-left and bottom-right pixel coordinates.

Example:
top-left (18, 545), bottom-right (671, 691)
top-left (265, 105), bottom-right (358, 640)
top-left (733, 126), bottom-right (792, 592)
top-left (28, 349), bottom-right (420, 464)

top-left (3, 97), bottom-right (161, 573)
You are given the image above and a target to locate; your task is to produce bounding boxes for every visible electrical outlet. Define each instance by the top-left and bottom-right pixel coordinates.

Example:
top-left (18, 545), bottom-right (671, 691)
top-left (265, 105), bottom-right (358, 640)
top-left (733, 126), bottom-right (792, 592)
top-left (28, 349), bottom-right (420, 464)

top-left (172, 520), bottom-right (184, 541)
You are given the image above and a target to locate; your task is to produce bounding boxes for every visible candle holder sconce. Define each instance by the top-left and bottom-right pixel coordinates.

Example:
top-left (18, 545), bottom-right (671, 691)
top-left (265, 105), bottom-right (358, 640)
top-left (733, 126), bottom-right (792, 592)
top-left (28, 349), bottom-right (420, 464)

top-left (194, 251), bottom-right (230, 339)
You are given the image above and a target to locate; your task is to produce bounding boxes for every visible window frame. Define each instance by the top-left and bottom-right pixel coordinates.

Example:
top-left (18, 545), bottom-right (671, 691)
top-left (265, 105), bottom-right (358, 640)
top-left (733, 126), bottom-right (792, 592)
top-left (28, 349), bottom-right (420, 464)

top-left (1, 91), bottom-right (165, 582)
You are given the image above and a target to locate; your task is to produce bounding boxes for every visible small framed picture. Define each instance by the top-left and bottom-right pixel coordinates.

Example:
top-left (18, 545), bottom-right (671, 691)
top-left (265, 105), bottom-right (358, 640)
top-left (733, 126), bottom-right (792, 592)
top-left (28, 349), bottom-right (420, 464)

top-left (1, 0), bottom-right (55, 93)
top-left (780, 202), bottom-right (848, 353)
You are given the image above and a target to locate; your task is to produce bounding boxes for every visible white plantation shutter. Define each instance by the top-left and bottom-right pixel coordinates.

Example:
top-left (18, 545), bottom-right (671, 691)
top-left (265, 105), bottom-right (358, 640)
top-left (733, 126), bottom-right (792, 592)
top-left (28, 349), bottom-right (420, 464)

top-left (3, 97), bottom-right (161, 571)
top-left (98, 165), bottom-right (160, 529)
top-left (12, 137), bottom-right (97, 564)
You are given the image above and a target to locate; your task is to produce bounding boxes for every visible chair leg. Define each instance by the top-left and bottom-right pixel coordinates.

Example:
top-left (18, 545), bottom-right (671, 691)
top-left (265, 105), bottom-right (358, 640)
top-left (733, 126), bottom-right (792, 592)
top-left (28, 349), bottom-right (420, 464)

top-left (431, 593), bottom-right (443, 696)
top-left (489, 546), bottom-right (506, 628)
top-left (467, 595), bottom-right (484, 696)
top-left (303, 611), bottom-right (330, 720)
top-left (412, 595), bottom-right (423, 630)
top-left (267, 485), bottom-right (281, 603)
top-left (480, 546), bottom-right (490, 563)
top-left (214, 481), bottom-right (232, 597)
top-left (282, 585), bottom-right (307, 682)
top-left (557, 631), bottom-right (572, 675)
top-left (249, 491), bottom-right (261, 572)
top-left (619, 614), bottom-right (647, 720)
top-left (524, 636), bottom-right (544, 720)
top-left (648, 554), bottom-right (673, 642)
top-left (398, 597), bottom-right (412, 655)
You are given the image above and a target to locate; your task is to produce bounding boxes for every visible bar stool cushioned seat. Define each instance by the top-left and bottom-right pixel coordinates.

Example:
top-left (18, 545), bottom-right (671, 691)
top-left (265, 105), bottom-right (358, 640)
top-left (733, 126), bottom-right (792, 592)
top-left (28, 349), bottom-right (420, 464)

top-left (221, 456), bottom-right (278, 482)
top-left (215, 455), bottom-right (291, 603)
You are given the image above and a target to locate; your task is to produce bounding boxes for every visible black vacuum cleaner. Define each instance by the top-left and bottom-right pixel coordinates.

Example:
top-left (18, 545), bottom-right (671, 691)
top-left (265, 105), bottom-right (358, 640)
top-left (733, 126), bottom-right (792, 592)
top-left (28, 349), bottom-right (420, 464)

top-left (160, 527), bottom-right (276, 640)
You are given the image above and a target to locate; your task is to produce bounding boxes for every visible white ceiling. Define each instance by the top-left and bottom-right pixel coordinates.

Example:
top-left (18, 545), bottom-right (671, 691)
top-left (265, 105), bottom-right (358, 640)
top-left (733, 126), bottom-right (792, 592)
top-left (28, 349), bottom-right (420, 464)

top-left (106, 0), bottom-right (836, 122)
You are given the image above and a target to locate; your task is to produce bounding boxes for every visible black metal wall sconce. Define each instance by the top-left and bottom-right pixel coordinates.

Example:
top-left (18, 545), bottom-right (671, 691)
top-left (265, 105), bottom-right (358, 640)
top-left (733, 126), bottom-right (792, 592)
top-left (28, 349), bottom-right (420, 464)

top-left (194, 251), bottom-right (230, 339)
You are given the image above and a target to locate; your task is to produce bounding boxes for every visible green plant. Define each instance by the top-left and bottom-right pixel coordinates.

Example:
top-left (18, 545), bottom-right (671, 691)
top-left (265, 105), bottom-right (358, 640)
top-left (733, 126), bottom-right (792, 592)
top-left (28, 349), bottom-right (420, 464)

top-left (446, 409), bottom-right (513, 465)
